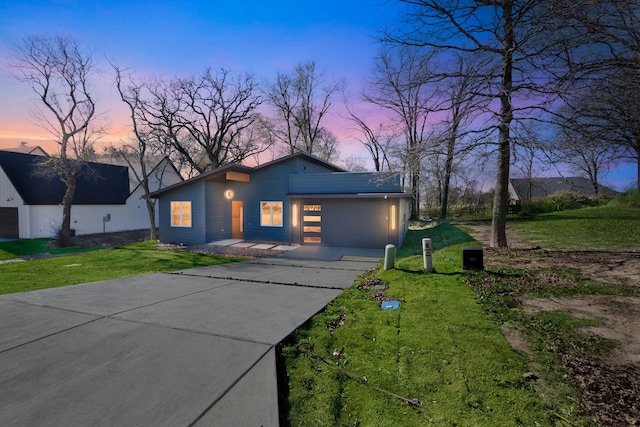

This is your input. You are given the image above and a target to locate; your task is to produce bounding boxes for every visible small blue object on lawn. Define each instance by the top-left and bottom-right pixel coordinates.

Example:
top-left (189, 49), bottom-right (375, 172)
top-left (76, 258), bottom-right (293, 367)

top-left (381, 300), bottom-right (400, 310)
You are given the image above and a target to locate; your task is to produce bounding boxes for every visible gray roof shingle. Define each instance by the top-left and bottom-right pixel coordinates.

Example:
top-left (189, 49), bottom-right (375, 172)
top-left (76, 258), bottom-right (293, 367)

top-left (0, 151), bottom-right (130, 205)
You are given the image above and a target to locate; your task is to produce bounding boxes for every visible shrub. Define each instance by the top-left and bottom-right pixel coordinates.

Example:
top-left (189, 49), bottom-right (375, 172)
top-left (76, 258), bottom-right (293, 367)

top-left (519, 190), bottom-right (600, 215)
top-left (608, 189), bottom-right (640, 207)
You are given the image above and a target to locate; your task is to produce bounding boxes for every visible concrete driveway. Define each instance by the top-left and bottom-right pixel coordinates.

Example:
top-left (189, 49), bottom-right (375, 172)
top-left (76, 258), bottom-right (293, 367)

top-left (0, 247), bottom-right (381, 426)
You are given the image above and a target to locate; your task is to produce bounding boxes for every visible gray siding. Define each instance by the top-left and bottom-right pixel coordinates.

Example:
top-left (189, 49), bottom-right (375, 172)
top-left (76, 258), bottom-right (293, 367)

top-left (155, 153), bottom-right (409, 248)
top-left (212, 156), bottom-right (339, 243)
top-left (290, 172), bottom-right (401, 194)
top-left (158, 181), bottom-right (206, 245)
top-left (205, 181), bottom-right (233, 242)
top-left (296, 198), bottom-right (399, 249)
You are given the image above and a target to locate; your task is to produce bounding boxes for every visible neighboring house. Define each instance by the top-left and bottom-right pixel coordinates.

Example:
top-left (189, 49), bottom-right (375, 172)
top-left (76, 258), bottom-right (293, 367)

top-left (0, 151), bottom-right (182, 239)
top-left (509, 177), bottom-right (618, 202)
top-left (150, 152), bottom-right (412, 249)
top-left (4, 141), bottom-right (49, 156)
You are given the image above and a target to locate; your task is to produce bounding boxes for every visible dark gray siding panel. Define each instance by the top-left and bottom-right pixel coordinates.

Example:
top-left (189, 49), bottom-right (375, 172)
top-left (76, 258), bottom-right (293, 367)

top-left (205, 181), bottom-right (231, 242)
top-left (0, 207), bottom-right (19, 238)
top-left (292, 157), bottom-right (337, 174)
top-left (290, 172), bottom-right (401, 194)
top-left (308, 198), bottom-right (393, 248)
top-left (158, 181), bottom-right (206, 245)
top-left (241, 163), bottom-right (293, 243)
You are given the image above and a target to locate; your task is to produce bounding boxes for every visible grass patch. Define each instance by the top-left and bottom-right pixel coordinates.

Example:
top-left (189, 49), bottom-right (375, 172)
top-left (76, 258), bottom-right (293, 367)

top-left (0, 241), bottom-right (243, 295)
top-left (281, 224), bottom-right (555, 426)
top-left (0, 238), bottom-right (101, 261)
top-left (513, 205), bottom-right (640, 250)
top-left (397, 221), bottom-right (477, 258)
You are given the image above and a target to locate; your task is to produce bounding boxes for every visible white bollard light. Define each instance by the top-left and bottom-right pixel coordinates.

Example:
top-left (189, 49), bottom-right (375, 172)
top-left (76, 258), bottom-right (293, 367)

top-left (383, 244), bottom-right (396, 270)
top-left (422, 238), bottom-right (433, 272)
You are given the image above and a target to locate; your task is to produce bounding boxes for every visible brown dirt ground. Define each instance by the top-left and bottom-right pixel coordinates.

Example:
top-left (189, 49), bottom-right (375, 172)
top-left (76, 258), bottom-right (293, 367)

top-left (462, 222), bottom-right (640, 426)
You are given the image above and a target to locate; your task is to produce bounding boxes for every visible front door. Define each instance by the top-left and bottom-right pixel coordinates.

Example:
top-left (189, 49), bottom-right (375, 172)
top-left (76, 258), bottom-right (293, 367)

top-left (232, 200), bottom-right (243, 239)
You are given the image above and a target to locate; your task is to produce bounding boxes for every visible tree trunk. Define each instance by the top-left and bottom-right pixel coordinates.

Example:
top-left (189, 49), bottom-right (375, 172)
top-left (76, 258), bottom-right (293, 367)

top-left (59, 173), bottom-right (76, 248)
top-left (410, 170), bottom-right (420, 220)
top-left (637, 147), bottom-right (640, 191)
top-left (146, 199), bottom-right (159, 240)
top-left (490, 1), bottom-right (514, 248)
top-left (440, 133), bottom-right (456, 220)
top-left (491, 132), bottom-right (511, 248)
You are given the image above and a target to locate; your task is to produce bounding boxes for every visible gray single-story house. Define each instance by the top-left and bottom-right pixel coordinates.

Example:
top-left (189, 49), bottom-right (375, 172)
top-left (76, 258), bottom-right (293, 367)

top-left (150, 152), bottom-right (412, 249)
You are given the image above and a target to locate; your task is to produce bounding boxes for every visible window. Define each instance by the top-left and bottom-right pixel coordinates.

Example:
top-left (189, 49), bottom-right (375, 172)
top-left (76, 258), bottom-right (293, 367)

top-left (171, 201), bottom-right (192, 227)
top-left (261, 201), bottom-right (283, 227)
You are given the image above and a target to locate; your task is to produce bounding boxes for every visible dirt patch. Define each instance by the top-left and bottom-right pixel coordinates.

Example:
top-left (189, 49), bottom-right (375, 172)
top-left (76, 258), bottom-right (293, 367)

top-left (46, 229), bottom-right (154, 248)
top-left (524, 296), bottom-right (640, 366)
top-left (462, 222), bottom-right (640, 426)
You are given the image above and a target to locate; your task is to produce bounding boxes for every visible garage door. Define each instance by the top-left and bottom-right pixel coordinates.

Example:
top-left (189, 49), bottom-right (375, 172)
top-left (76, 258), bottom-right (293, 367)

top-left (301, 199), bottom-right (390, 248)
top-left (0, 207), bottom-right (19, 238)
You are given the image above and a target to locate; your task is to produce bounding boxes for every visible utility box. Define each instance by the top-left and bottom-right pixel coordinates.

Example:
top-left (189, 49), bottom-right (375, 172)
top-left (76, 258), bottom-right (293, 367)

top-left (462, 246), bottom-right (484, 270)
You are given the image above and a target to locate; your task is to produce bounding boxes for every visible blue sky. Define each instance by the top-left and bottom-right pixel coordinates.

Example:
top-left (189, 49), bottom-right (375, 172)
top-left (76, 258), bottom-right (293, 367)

top-left (0, 0), bottom-right (402, 156)
top-left (0, 0), bottom-right (636, 189)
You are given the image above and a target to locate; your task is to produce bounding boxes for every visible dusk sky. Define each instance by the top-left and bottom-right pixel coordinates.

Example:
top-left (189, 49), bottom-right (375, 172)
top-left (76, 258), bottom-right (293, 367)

top-left (0, 0), bottom-right (403, 160)
top-left (0, 1), bottom-right (636, 189)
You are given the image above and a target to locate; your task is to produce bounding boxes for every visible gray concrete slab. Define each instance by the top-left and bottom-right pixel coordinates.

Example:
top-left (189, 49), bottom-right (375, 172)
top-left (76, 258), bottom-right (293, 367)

top-left (0, 317), bottom-right (271, 427)
top-left (115, 281), bottom-right (342, 345)
top-left (194, 347), bottom-right (279, 427)
top-left (249, 257), bottom-right (380, 271)
top-left (0, 300), bottom-right (98, 352)
top-left (178, 258), bottom-right (373, 288)
top-left (171, 260), bottom-right (293, 280)
top-left (1, 273), bottom-right (235, 316)
top-left (0, 248), bottom-right (378, 426)
top-left (256, 265), bottom-right (368, 289)
top-left (280, 245), bottom-right (384, 261)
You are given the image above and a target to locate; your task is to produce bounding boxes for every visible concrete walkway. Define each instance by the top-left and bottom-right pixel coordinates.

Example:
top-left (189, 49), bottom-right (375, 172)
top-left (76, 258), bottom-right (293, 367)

top-left (0, 247), bottom-right (381, 426)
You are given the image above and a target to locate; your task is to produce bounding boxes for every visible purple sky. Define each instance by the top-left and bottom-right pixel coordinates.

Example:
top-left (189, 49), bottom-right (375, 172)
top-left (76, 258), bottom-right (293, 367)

top-left (0, 0), bottom-right (402, 158)
top-left (0, 0), bottom-right (636, 189)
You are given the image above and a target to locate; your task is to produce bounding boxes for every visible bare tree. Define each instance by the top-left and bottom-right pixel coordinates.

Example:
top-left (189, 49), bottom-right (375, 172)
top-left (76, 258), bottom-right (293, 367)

top-left (437, 54), bottom-right (488, 219)
top-left (10, 34), bottom-right (98, 246)
top-left (550, 96), bottom-right (626, 194)
top-left (343, 98), bottom-right (398, 172)
top-left (550, 0), bottom-right (640, 189)
top-left (111, 66), bottom-right (169, 239)
top-left (364, 46), bottom-right (442, 220)
top-left (140, 68), bottom-right (266, 174)
top-left (264, 61), bottom-right (343, 157)
top-left (386, 0), bottom-right (560, 247)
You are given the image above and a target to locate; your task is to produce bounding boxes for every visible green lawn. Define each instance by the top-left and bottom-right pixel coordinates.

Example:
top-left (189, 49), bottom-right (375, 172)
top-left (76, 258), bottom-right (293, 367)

top-left (0, 238), bottom-right (101, 261)
top-left (281, 224), bottom-right (557, 426)
top-left (513, 205), bottom-right (640, 250)
top-left (0, 241), bottom-right (243, 295)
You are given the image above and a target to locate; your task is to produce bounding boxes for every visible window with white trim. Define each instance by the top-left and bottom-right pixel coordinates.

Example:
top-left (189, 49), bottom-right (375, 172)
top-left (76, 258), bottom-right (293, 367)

top-left (260, 201), bottom-right (283, 227)
top-left (171, 201), bottom-right (192, 227)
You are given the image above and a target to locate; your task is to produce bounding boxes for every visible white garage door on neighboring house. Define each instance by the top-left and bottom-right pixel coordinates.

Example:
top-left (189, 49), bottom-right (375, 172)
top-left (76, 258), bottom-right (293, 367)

top-left (0, 207), bottom-right (19, 239)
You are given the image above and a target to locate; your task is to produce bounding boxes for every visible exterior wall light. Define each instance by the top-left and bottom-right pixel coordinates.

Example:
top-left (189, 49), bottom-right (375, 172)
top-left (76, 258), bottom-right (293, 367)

top-left (292, 203), bottom-right (298, 227)
top-left (224, 190), bottom-right (234, 199)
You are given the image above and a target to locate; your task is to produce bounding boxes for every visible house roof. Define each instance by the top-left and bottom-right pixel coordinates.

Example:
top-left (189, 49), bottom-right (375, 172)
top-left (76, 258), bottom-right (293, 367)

top-left (149, 151), bottom-right (345, 198)
top-left (1, 144), bottom-right (49, 156)
top-left (0, 151), bottom-right (130, 205)
top-left (510, 177), bottom-right (618, 201)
